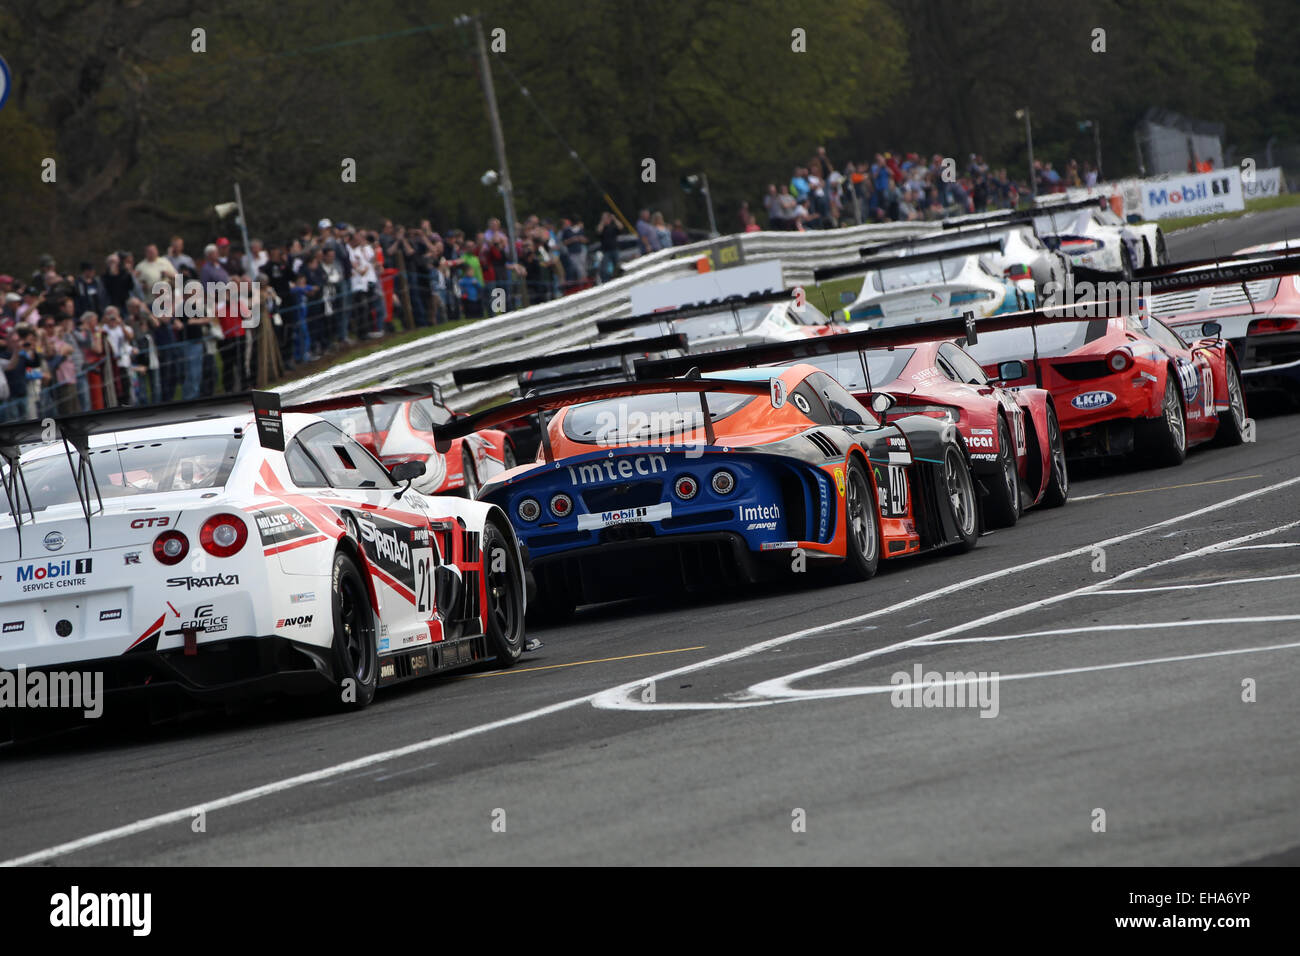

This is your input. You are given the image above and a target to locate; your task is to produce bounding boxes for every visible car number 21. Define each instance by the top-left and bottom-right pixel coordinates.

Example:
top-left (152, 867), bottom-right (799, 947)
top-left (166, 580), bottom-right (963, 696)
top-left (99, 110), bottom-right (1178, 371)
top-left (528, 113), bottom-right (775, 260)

top-left (414, 547), bottom-right (435, 616)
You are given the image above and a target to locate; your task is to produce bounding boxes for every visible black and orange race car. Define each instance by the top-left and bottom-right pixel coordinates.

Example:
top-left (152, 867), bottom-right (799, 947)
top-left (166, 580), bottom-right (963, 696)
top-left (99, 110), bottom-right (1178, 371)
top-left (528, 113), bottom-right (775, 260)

top-left (430, 370), bottom-right (983, 620)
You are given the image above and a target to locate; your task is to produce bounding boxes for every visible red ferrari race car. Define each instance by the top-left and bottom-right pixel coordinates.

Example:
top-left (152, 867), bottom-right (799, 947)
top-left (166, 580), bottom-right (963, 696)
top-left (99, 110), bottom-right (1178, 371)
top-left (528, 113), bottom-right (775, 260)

top-left (289, 384), bottom-right (515, 498)
top-left (958, 303), bottom-right (1246, 467)
top-left (1144, 246), bottom-right (1300, 408)
top-left (637, 323), bottom-right (1069, 528)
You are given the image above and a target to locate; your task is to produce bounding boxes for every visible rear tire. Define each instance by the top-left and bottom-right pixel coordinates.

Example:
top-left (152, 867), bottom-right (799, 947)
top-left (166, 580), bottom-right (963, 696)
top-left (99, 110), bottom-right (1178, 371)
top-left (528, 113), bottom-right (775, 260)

top-left (1142, 375), bottom-right (1187, 468)
top-left (460, 449), bottom-right (479, 499)
top-left (327, 551), bottom-right (377, 709)
top-left (1040, 404), bottom-right (1070, 508)
top-left (482, 521), bottom-right (526, 666)
top-left (1214, 359), bottom-right (1247, 447)
top-left (942, 442), bottom-right (980, 553)
top-left (834, 458), bottom-right (881, 582)
top-left (983, 417), bottom-right (1020, 528)
top-left (1155, 230), bottom-right (1169, 265)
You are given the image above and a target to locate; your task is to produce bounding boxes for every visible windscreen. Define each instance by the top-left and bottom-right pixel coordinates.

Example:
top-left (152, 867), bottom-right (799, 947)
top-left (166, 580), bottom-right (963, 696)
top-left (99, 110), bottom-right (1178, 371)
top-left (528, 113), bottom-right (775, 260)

top-left (872, 256), bottom-right (974, 292)
top-left (9, 435), bottom-right (242, 515)
top-left (562, 391), bottom-right (756, 445)
top-left (802, 348), bottom-right (914, 390)
top-left (963, 319), bottom-right (1111, 366)
top-left (318, 402), bottom-right (401, 437)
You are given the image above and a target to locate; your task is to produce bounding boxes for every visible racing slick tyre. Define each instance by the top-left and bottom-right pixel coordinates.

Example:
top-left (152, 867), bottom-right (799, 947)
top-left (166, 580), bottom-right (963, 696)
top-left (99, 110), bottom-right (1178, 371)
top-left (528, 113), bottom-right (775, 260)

top-left (1155, 230), bottom-right (1169, 265)
top-left (1040, 403), bottom-right (1070, 508)
top-left (983, 417), bottom-right (1021, 528)
top-left (460, 449), bottom-right (480, 499)
top-left (483, 519), bottom-right (526, 667)
top-left (1213, 359), bottom-right (1247, 447)
top-left (327, 550), bottom-right (378, 709)
top-left (1142, 375), bottom-right (1188, 468)
top-left (1120, 243), bottom-right (1135, 281)
top-left (833, 457), bottom-right (881, 583)
top-left (502, 444), bottom-right (517, 472)
top-left (942, 441), bottom-right (980, 554)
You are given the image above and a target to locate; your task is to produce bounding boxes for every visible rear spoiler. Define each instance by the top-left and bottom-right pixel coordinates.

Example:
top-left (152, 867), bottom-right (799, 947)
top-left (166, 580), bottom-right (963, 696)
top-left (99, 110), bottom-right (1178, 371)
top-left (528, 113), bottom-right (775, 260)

top-left (635, 305), bottom-right (1129, 382)
top-left (861, 222), bottom-right (1019, 257)
top-left (451, 334), bottom-right (687, 387)
top-left (942, 196), bottom-right (1108, 230)
top-left (428, 377), bottom-right (771, 463)
top-left (813, 239), bottom-right (1004, 283)
top-left (594, 288), bottom-right (801, 335)
top-left (1136, 252), bottom-right (1300, 293)
top-left (283, 382), bottom-right (442, 415)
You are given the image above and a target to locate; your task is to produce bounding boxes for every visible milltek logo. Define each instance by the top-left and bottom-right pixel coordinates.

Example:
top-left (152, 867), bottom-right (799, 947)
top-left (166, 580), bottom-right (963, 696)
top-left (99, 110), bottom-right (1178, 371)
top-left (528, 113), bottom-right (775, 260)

top-left (1070, 390), bottom-right (1116, 410)
top-left (44, 531), bottom-right (65, 551)
top-left (166, 573), bottom-right (239, 590)
top-left (276, 615), bottom-right (313, 628)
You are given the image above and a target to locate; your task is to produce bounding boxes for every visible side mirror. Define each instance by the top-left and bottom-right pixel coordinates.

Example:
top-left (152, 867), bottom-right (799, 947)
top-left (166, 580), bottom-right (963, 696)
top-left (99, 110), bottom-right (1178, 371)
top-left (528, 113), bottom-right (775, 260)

top-left (389, 459), bottom-right (425, 498)
top-left (1201, 321), bottom-right (1222, 339)
top-left (997, 360), bottom-right (1027, 382)
top-left (869, 392), bottom-right (896, 416)
top-left (389, 460), bottom-right (425, 483)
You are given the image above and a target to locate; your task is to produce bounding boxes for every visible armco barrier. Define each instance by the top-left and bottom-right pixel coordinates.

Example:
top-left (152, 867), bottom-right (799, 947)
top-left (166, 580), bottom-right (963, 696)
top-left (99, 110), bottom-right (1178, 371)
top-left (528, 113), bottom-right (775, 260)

top-left (276, 221), bottom-right (939, 409)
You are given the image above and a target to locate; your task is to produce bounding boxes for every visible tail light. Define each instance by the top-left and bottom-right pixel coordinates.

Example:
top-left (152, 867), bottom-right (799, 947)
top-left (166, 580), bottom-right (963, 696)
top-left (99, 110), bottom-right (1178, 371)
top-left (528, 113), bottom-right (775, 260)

top-left (710, 469), bottom-right (736, 495)
top-left (1004, 264), bottom-right (1032, 280)
top-left (1105, 348), bottom-right (1134, 373)
top-left (517, 497), bottom-right (541, 522)
top-left (1061, 238), bottom-right (1102, 254)
top-left (199, 514), bottom-right (248, 557)
top-left (1248, 317), bottom-right (1299, 335)
top-left (674, 475), bottom-right (699, 500)
top-left (891, 404), bottom-right (960, 423)
top-left (153, 530), bottom-right (189, 565)
top-left (549, 493), bottom-right (572, 518)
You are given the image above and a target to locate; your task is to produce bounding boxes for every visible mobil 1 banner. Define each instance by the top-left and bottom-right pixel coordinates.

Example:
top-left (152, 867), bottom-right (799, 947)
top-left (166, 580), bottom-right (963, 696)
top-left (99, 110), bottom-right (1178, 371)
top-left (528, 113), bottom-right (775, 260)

top-left (1139, 169), bottom-right (1244, 220)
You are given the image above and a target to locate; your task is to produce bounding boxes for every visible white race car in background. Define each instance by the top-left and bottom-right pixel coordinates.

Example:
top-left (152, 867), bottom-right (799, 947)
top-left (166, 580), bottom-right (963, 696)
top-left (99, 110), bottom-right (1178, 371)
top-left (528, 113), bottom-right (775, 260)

top-left (1033, 199), bottom-right (1167, 276)
top-left (0, 396), bottom-right (528, 723)
top-left (893, 221), bottom-right (1069, 299)
top-left (830, 242), bottom-right (1033, 329)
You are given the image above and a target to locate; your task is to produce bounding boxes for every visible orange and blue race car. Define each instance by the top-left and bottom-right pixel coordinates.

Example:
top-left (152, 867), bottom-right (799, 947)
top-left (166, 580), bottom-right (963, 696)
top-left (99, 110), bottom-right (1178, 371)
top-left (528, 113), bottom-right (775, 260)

top-left (430, 372), bottom-right (983, 621)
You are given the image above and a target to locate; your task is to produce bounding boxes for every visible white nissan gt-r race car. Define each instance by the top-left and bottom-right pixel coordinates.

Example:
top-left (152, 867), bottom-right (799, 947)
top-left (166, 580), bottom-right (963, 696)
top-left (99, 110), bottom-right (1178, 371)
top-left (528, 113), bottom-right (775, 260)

top-left (0, 393), bottom-right (528, 728)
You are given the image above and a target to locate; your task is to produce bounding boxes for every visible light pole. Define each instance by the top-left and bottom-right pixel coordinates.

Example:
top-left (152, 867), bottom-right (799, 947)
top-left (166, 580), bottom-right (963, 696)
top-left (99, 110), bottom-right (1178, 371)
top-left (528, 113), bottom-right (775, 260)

top-left (1079, 119), bottom-right (1103, 182)
top-left (459, 14), bottom-right (518, 272)
top-left (682, 173), bottom-right (719, 237)
top-left (1016, 108), bottom-right (1036, 199)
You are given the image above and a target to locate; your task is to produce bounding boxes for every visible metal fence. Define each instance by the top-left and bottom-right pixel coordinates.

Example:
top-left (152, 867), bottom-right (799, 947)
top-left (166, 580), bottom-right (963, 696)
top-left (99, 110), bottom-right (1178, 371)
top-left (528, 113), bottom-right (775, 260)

top-left (276, 221), bottom-right (939, 411)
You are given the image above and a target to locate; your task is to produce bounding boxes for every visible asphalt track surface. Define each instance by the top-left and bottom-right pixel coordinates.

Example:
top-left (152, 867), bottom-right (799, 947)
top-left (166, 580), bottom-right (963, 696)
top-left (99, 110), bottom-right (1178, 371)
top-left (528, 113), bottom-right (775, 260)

top-left (2, 211), bottom-right (1299, 867)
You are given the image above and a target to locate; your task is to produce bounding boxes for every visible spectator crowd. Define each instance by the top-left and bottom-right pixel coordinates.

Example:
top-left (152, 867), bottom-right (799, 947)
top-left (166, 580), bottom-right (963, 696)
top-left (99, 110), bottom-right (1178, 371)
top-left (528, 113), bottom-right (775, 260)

top-left (0, 211), bottom-right (654, 422)
top-left (756, 147), bottom-right (1099, 230)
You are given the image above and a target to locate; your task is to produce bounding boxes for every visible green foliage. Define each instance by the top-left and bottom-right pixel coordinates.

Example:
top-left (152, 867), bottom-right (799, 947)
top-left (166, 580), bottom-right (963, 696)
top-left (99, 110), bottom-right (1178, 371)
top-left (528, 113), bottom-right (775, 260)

top-left (0, 0), bottom-right (1292, 272)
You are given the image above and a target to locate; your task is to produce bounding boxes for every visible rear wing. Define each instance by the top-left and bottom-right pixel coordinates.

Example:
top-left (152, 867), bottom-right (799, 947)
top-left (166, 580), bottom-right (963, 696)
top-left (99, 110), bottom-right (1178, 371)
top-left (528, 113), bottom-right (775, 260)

top-left (283, 382), bottom-right (442, 415)
top-left (451, 334), bottom-right (687, 388)
top-left (428, 377), bottom-right (771, 463)
top-left (813, 239), bottom-right (1004, 283)
top-left (594, 288), bottom-right (803, 335)
top-left (634, 304), bottom-right (1139, 383)
top-left (861, 222), bottom-right (1019, 257)
top-left (942, 196), bottom-right (1109, 231)
top-left (1135, 252), bottom-right (1300, 293)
